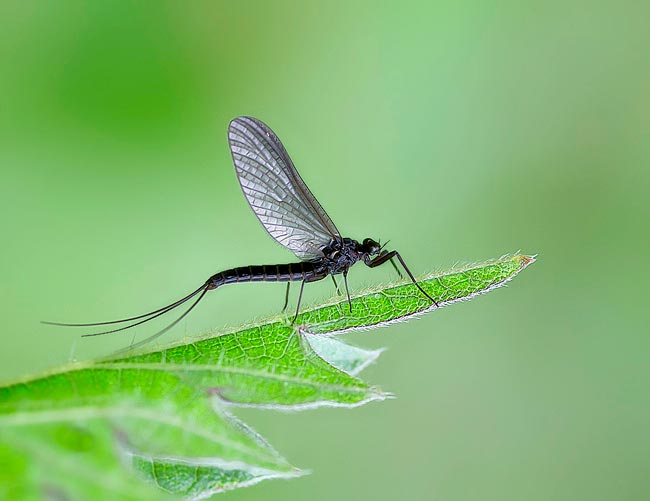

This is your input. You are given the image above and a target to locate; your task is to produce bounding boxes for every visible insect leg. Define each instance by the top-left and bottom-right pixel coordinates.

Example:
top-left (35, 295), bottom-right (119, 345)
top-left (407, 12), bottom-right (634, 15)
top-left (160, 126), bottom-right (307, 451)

top-left (389, 258), bottom-right (403, 278)
top-left (282, 282), bottom-right (291, 312)
top-left (368, 251), bottom-right (438, 306)
top-left (343, 270), bottom-right (352, 312)
top-left (290, 272), bottom-right (328, 324)
top-left (331, 275), bottom-right (342, 295)
top-left (292, 280), bottom-right (307, 324)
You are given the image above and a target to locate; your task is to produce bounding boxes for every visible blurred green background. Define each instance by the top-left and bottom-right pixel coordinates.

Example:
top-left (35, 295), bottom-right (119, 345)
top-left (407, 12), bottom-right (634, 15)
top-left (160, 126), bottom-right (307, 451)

top-left (1, 1), bottom-right (648, 500)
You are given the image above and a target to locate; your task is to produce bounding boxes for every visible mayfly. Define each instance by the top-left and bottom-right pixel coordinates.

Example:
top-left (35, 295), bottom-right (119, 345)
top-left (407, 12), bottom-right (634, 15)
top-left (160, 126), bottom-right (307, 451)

top-left (45, 117), bottom-right (436, 346)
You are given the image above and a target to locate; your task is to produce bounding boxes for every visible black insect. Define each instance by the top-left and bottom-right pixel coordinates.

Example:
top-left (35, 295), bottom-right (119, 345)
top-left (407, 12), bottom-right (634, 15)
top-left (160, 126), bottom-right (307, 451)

top-left (45, 117), bottom-right (436, 347)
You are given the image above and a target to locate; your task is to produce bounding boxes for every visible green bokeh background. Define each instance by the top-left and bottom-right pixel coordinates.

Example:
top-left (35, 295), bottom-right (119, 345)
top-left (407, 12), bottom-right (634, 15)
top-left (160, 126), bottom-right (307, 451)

top-left (1, 2), bottom-right (648, 500)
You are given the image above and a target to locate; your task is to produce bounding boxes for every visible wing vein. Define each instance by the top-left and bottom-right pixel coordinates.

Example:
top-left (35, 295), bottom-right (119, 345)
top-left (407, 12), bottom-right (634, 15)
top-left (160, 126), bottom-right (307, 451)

top-left (228, 117), bottom-right (340, 261)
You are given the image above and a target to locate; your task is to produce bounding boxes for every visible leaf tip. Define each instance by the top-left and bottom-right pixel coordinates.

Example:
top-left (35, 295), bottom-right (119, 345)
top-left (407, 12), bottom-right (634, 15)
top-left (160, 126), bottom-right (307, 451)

top-left (519, 254), bottom-right (537, 268)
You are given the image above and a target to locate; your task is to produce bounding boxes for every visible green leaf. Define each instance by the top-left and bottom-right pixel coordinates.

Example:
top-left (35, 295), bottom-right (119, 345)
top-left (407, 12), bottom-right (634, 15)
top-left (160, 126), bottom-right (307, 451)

top-left (0, 254), bottom-right (534, 498)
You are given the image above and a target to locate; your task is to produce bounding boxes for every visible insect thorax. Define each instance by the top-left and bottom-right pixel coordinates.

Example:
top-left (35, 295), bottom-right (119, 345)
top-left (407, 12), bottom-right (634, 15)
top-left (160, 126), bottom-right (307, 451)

top-left (321, 238), bottom-right (363, 274)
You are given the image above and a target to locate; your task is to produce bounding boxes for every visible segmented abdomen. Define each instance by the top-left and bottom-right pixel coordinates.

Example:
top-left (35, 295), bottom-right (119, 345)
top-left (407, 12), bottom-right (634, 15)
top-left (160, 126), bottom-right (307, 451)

top-left (209, 262), bottom-right (320, 288)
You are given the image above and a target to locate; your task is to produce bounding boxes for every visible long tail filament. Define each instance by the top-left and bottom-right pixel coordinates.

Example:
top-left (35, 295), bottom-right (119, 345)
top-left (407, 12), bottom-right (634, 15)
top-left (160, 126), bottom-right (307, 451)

top-left (42, 281), bottom-right (211, 343)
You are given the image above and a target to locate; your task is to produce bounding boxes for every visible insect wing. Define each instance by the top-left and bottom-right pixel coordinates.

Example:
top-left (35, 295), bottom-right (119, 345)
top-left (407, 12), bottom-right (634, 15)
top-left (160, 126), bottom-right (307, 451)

top-left (228, 116), bottom-right (340, 261)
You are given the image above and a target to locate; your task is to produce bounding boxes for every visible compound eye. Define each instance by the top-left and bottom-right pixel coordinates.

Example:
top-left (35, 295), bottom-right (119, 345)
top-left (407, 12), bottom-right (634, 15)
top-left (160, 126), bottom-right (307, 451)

top-left (363, 238), bottom-right (380, 255)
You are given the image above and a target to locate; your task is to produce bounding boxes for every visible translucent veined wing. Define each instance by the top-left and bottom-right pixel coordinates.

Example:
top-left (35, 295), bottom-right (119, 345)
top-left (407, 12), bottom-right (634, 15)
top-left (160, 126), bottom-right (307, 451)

top-left (228, 116), bottom-right (341, 261)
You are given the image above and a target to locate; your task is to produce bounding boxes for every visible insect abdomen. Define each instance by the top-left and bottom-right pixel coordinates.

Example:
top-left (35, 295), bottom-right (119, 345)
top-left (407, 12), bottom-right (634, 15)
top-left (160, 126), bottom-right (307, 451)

top-left (209, 262), bottom-right (318, 288)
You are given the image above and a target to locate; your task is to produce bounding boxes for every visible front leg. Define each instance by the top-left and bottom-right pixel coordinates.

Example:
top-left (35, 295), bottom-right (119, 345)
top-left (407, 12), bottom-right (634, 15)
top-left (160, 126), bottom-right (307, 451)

top-left (367, 250), bottom-right (402, 278)
top-left (367, 251), bottom-right (438, 306)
